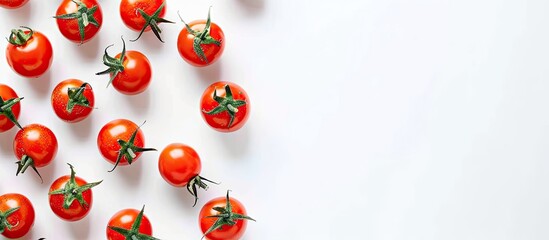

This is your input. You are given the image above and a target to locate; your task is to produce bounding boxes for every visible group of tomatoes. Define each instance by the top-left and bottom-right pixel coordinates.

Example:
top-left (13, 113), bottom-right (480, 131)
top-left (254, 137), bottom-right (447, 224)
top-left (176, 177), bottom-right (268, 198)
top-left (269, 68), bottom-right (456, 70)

top-left (0, 0), bottom-right (254, 239)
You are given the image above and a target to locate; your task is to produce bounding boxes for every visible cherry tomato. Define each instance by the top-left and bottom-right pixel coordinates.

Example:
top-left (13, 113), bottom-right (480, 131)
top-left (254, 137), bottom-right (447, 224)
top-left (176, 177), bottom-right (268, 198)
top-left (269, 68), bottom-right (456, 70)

top-left (120, 0), bottom-right (173, 42)
top-left (200, 82), bottom-right (250, 132)
top-left (55, 0), bottom-right (102, 44)
top-left (0, 84), bottom-right (23, 133)
top-left (177, 8), bottom-right (225, 67)
top-left (199, 191), bottom-right (255, 240)
top-left (107, 206), bottom-right (156, 240)
top-left (5, 27), bottom-right (53, 78)
top-left (13, 124), bottom-right (58, 181)
top-left (96, 38), bottom-right (152, 95)
top-left (97, 119), bottom-right (156, 172)
top-left (0, 193), bottom-right (35, 239)
top-left (51, 79), bottom-right (94, 123)
top-left (48, 163), bottom-right (102, 221)
top-left (0, 0), bottom-right (29, 9)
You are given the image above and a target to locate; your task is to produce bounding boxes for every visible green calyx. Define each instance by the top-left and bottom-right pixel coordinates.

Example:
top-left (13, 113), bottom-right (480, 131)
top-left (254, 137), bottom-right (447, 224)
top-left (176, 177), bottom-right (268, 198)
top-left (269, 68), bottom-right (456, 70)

top-left (178, 7), bottom-right (221, 63)
top-left (0, 206), bottom-right (20, 234)
top-left (0, 95), bottom-right (23, 130)
top-left (16, 155), bottom-right (43, 183)
top-left (202, 190), bottom-right (256, 239)
top-left (53, 0), bottom-right (100, 44)
top-left (187, 175), bottom-right (219, 207)
top-left (109, 121), bottom-right (156, 172)
top-left (49, 163), bottom-right (102, 209)
top-left (96, 37), bottom-right (126, 88)
top-left (131, 2), bottom-right (174, 43)
top-left (6, 26), bottom-right (33, 46)
top-left (202, 84), bottom-right (247, 128)
top-left (109, 205), bottom-right (161, 240)
top-left (66, 83), bottom-right (92, 114)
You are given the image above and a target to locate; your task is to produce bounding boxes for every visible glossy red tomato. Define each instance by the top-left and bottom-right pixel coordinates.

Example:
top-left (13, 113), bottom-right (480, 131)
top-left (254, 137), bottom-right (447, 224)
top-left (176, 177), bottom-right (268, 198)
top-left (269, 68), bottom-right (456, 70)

top-left (199, 191), bottom-right (255, 240)
top-left (55, 0), bottom-right (102, 44)
top-left (177, 9), bottom-right (225, 67)
top-left (0, 84), bottom-right (23, 132)
top-left (200, 82), bottom-right (250, 132)
top-left (49, 164), bottom-right (102, 221)
top-left (120, 0), bottom-right (173, 42)
top-left (0, 193), bottom-right (35, 239)
top-left (13, 124), bottom-right (58, 181)
top-left (5, 27), bottom-right (53, 78)
top-left (51, 79), bottom-right (94, 123)
top-left (0, 0), bottom-right (29, 9)
top-left (107, 207), bottom-right (155, 240)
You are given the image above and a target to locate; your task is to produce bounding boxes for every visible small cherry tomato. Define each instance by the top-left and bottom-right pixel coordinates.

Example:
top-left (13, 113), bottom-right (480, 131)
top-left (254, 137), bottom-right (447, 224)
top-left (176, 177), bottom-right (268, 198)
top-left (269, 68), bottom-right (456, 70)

top-left (199, 191), bottom-right (255, 240)
top-left (55, 0), bottom-right (102, 44)
top-left (0, 193), bottom-right (35, 239)
top-left (5, 27), bottom-right (53, 78)
top-left (97, 119), bottom-right (156, 172)
top-left (48, 163), bottom-right (102, 221)
top-left (96, 38), bottom-right (152, 95)
top-left (119, 0), bottom-right (173, 42)
top-left (0, 0), bottom-right (29, 9)
top-left (0, 84), bottom-right (23, 132)
top-left (51, 79), bottom-right (94, 123)
top-left (200, 82), bottom-right (250, 132)
top-left (107, 206), bottom-right (156, 240)
top-left (177, 8), bottom-right (225, 67)
top-left (13, 124), bottom-right (58, 182)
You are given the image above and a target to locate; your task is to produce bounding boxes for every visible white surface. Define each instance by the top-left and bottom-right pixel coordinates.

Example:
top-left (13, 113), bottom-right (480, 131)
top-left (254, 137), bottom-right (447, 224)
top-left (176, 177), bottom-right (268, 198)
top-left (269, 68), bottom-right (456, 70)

top-left (1, 0), bottom-right (549, 239)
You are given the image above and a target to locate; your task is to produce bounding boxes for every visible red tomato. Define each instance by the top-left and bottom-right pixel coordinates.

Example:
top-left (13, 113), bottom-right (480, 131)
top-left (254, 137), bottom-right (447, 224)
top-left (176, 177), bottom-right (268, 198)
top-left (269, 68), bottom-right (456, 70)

top-left (0, 0), bottom-right (28, 9)
top-left (51, 79), bottom-right (94, 123)
top-left (177, 9), bottom-right (225, 67)
top-left (96, 38), bottom-right (152, 95)
top-left (97, 119), bottom-right (156, 172)
top-left (0, 84), bottom-right (23, 132)
top-left (107, 207), bottom-right (155, 240)
top-left (119, 0), bottom-right (173, 42)
top-left (0, 193), bottom-right (35, 239)
top-left (13, 124), bottom-right (58, 181)
top-left (199, 191), bottom-right (255, 240)
top-left (5, 27), bottom-right (53, 78)
top-left (200, 82), bottom-right (250, 132)
top-left (48, 163), bottom-right (102, 221)
top-left (55, 0), bottom-right (102, 44)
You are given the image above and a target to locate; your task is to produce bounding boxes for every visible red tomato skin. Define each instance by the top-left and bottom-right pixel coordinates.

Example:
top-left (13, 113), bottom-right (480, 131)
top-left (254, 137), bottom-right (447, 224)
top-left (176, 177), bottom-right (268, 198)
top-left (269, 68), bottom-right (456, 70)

top-left (177, 20), bottom-right (225, 67)
top-left (107, 209), bottom-right (153, 240)
top-left (199, 197), bottom-right (248, 240)
top-left (48, 175), bottom-right (93, 221)
top-left (200, 82), bottom-right (250, 132)
top-left (0, 0), bottom-right (29, 9)
top-left (51, 79), bottom-right (94, 123)
top-left (0, 84), bottom-right (21, 132)
top-left (111, 51), bottom-right (152, 95)
top-left (97, 119), bottom-right (145, 165)
top-left (56, 0), bottom-right (103, 43)
top-left (0, 193), bottom-right (35, 239)
top-left (120, 0), bottom-right (166, 32)
top-left (5, 30), bottom-right (53, 78)
top-left (13, 124), bottom-right (58, 167)
top-left (158, 143), bottom-right (202, 187)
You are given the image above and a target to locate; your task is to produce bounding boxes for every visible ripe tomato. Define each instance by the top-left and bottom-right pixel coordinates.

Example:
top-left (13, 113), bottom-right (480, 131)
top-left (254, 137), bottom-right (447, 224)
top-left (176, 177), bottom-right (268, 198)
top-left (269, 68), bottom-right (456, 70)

top-left (199, 191), bottom-right (255, 240)
top-left (0, 84), bottom-right (23, 133)
top-left (51, 79), bottom-right (94, 123)
top-left (177, 8), bottom-right (225, 67)
top-left (200, 82), bottom-right (250, 132)
top-left (0, 193), bottom-right (35, 239)
top-left (13, 124), bottom-right (58, 182)
top-left (97, 119), bottom-right (156, 172)
top-left (96, 38), bottom-right (152, 95)
top-left (107, 206), bottom-right (156, 240)
top-left (120, 0), bottom-right (173, 42)
top-left (158, 143), bottom-right (217, 206)
top-left (0, 0), bottom-right (28, 9)
top-left (55, 0), bottom-right (102, 44)
top-left (5, 27), bottom-right (53, 78)
top-left (48, 163), bottom-right (102, 221)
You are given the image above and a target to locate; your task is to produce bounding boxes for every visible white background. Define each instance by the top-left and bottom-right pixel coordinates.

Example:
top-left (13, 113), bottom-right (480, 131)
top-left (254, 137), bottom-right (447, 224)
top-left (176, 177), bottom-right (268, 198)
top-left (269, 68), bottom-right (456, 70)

top-left (1, 0), bottom-right (549, 239)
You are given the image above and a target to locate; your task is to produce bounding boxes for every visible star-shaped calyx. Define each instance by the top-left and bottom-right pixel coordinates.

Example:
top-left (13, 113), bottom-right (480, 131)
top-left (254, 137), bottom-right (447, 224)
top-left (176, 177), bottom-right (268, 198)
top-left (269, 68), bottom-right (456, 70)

top-left (202, 190), bottom-right (256, 239)
top-left (16, 155), bottom-right (43, 183)
top-left (0, 95), bottom-right (23, 130)
top-left (131, 2), bottom-right (174, 43)
top-left (53, 0), bottom-right (100, 44)
top-left (178, 7), bottom-right (221, 63)
top-left (66, 83), bottom-right (92, 114)
top-left (202, 84), bottom-right (247, 128)
top-left (0, 206), bottom-right (20, 234)
top-left (187, 176), bottom-right (219, 207)
top-left (49, 163), bottom-right (102, 209)
top-left (6, 26), bottom-right (33, 46)
top-left (109, 206), bottom-right (160, 240)
top-left (96, 37), bottom-right (127, 87)
top-left (110, 121), bottom-right (156, 172)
